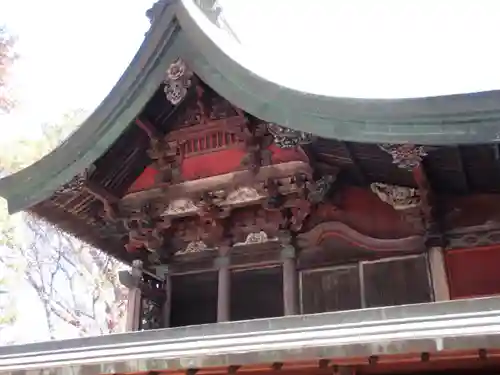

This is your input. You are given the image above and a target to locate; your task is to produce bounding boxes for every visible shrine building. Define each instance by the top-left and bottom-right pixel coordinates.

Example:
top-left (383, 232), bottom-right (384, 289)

top-left (1, 1), bottom-right (500, 375)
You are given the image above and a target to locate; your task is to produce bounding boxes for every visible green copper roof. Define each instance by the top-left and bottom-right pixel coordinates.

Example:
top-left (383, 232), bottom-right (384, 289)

top-left (0, 5), bottom-right (181, 214)
top-left (2, 0), bottom-right (500, 214)
top-left (176, 0), bottom-right (500, 145)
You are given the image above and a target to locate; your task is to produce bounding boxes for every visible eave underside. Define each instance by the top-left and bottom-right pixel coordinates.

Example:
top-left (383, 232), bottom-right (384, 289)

top-left (4, 0), bottom-right (500, 264)
top-left (14, 79), bottom-right (500, 265)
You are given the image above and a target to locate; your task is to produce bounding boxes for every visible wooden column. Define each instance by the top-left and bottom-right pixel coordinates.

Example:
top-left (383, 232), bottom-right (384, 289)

top-left (124, 260), bottom-right (143, 332)
top-left (216, 246), bottom-right (231, 322)
top-left (281, 245), bottom-right (299, 315)
top-left (156, 265), bottom-right (172, 328)
top-left (428, 246), bottom-right (450, 301)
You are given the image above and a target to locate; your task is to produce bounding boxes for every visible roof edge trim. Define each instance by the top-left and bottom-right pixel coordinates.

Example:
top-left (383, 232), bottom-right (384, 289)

top-left (176, 0), bottom-right (500, 145)
top-left (0, 5), bottom-right (181, 214)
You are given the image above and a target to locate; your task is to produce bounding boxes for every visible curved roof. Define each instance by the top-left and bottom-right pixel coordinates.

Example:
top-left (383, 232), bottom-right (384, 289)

top-left (2, 0), bottom-right (500, 214)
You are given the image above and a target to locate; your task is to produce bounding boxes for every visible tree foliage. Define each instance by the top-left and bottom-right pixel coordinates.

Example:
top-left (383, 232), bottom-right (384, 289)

top-left (0, 26), bottom-right (17, 113)
top-left (0, 111), bottom-right (129, 341)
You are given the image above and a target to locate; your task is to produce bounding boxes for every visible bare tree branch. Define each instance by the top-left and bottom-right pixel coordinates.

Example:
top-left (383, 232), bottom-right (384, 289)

top-left (0, 111), bottom-right (129, 341)
top-left (0, 26), bottom-right (17, 113)
top-left (7, 214), bottom-right (129, 338)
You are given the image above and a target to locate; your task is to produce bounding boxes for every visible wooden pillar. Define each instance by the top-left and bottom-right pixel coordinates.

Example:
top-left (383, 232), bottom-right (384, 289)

top-left (216, 246), bottom-right (231, 322)
top-left (156, 265), bottom-right (172, 328)
top-left (281, 245), bottom-right (299, 315)
top-left (428, 247), bottom-right (450, 301)
top-left (124, 260), bottom-right (143, 332)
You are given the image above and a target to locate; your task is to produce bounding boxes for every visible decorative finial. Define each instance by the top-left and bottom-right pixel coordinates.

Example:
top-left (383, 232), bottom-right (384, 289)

top-left (146, 0), bottom-right (174, 24)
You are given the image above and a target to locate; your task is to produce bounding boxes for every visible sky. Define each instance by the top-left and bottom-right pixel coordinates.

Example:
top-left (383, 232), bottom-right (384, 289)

top-left (219, 0), bottom-right (500, 99)
top-left (1, 0), bottom-right (500, 343)
top-left (0, 0), bottom-right (155, 343)
top-left (2, 0), bottom-right (500, 143)
top-left (0, 0), bottom-right (154, 143)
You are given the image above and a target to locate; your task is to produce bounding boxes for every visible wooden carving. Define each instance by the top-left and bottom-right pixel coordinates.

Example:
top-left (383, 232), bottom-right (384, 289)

top-left (240, 123), bottom-right (273, 174)
top-left (243, 231), bottom-right (270, 244)
top-left (297, 221), bottom-right (424, 253)
top-left (171, 83), bottom-right (241, 128)
top-left (370, 183), bottom-right (420, 210)
top-left (176, 240), bottom-right (209, 255)
top-left (267, 123), bottom-right (314, 149)
top-left (230, 207), bottom-right (287, 243)
top-left (163, 58), bottom-right (193, 105)
top-left (147, 137), bottom-right (182, 184)
top-left (379, 144), bottom-right (428, 170)
top-left (370, 182), bottom-right (424, 233)
top-left (113, 97), bottom-right (321, 260)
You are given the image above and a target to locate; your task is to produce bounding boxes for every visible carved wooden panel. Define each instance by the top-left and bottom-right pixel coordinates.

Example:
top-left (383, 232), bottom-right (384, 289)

top-left (362, 255), bottom-right (431, 308)
top-left (297, 221), bottom-right (424, 270)
top-left (230, 266), bottom-right (283, 321)
top-left (445, 246), bottom-right (500, 299)
top-left (305, 186), bottom-right (419, 239)
top-left (170, 271), bottom-right (218, 327)
top-left (300, 265), bottom-right (361, 314)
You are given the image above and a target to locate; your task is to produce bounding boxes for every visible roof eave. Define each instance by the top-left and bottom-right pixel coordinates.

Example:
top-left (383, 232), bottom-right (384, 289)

top-left (176, 0), bottom-right (500, 145)
top-left (0, 4), bottom-right (181, 214)
top-left (3, 0), bottom-right (500, 215)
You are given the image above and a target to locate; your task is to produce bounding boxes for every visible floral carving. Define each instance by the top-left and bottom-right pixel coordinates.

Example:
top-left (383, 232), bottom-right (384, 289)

top-left (370, 183), bottom-right (421, 210)
top-left (267, 123), bottom-right (313, 149)
top-left (164, 59), bottom-right (193, 105)
top-left (225, 187), bottom-right (262, 204)
top-left (244, 231), bottom-right (269, 244)
top-left (233, 231), bottom-right (278, 246)
top-left (379, 144), bottom-right (427, 170)
top-left (162, 199), bottom-right (198, 216)
top-left (176, 240), bottom-right (209, 255)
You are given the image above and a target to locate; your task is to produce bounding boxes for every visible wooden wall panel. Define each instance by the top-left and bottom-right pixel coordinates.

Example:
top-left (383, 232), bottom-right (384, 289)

top-left (231, 266), bottom-right (283, 321)
top-left (170, 272), bottom-right (218, 327)
top-left (363, 256), bottom-right (431, 308)
top-left (446, 246), bottom-right (500, 299)
top-left (301, 266), bottom-right (361, 314)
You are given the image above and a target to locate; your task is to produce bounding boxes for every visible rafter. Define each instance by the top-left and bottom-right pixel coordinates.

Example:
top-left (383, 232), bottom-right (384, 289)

top-left (135, 118), bottom-right (161, 139)
top-left (342, 141), bottom-right (367, 185)
top-left (454, 146), bottom-right (470, 193)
